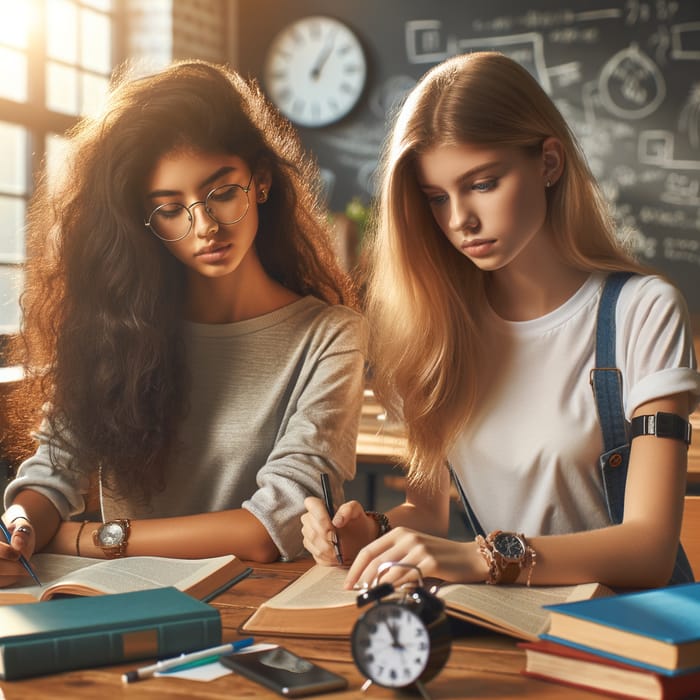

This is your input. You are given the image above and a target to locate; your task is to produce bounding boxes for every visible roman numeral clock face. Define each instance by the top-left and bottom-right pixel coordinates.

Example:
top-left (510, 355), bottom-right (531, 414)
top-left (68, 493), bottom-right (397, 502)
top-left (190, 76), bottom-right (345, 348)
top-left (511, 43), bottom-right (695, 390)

top-left (263, 16), bottom-right (367, 128)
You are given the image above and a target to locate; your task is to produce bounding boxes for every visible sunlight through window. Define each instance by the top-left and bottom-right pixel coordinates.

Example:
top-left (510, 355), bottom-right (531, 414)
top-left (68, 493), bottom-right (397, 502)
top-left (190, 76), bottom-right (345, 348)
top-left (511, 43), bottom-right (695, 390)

top-left (0, 2), bottom-right (33, 50)
top-left (0, 0), bottom-right (116, 333)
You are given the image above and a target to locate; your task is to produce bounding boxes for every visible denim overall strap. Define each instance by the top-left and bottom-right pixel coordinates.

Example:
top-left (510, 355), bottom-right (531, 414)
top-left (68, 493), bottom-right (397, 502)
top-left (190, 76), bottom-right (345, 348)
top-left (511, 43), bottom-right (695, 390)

top-left (591, 272), bottom-right (692, 584)
top-left (447, 275), bottom-right (636, 539)
top-left (590, 271), bottom-right (634, 524)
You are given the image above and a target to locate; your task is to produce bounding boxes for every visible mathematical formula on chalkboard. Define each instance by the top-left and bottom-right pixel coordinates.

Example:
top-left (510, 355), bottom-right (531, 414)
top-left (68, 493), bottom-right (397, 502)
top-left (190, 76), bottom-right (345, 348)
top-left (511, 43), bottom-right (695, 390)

top-left (240, 0), bottom-right (700, 310)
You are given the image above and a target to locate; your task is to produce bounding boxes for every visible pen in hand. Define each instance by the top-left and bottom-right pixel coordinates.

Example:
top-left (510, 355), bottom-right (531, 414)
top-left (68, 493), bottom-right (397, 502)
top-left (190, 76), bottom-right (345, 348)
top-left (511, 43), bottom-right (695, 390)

top-left (320, 472), bottom-right (343, 565)
top-left (0, 520), bottom-right (42, 586)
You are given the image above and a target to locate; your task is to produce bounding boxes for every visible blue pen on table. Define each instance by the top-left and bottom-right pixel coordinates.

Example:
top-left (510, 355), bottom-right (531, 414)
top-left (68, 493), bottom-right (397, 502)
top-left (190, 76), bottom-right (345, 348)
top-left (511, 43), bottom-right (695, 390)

top-left (320, 472), bottom-right (343, 565)
top-left (121, 636), bottom-right (255, 683)
top-left (0, 520), bottom-right (41, 586)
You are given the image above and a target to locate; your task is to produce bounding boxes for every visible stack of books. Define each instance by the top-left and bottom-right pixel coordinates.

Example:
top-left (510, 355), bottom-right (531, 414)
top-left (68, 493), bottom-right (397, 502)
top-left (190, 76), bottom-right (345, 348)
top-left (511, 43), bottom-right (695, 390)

top-left (520, 582), bottom-right (700, 699)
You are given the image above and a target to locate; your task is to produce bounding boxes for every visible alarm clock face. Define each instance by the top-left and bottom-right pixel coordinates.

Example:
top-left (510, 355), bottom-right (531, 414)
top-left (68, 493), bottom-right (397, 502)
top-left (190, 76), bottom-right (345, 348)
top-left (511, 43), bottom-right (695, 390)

top-left (263, 15), bottom-right (367, 128)
top-left (351, 601), bottom-right (430, 688)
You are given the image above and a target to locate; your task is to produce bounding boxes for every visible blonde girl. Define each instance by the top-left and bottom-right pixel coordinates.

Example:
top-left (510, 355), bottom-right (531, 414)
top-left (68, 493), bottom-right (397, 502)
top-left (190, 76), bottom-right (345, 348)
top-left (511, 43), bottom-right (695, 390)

top-left (302, 51), bottom-right (699, 590)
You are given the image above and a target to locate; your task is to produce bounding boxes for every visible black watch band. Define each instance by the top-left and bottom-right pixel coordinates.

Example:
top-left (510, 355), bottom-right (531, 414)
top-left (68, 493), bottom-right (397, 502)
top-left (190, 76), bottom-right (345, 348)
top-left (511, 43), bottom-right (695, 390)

top-left (631, 412), bottom-right (691, 447)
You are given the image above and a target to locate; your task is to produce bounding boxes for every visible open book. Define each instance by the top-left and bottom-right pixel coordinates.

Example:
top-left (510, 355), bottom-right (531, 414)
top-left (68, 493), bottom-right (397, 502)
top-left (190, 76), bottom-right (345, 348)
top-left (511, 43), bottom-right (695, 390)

top-left (0, 552), bottom-right (251, 604)
top-left (241, 564), bottom-right (613, 642)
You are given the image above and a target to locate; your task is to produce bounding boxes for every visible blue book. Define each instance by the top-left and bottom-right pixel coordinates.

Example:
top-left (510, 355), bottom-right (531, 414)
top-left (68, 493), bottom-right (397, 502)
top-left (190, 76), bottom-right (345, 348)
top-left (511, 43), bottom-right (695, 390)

top-left (542, 582), bottom-right (700, 676)
top-left (0, 586), bottom-right (221, 680)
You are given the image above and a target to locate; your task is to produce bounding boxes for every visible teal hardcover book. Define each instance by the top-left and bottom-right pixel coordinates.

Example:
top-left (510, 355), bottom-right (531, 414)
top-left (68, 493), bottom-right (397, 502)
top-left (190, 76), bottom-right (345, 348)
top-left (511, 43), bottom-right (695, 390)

top-left (0, 586), bottom-right (221, 680)
top-left (542, 582), bottom-right (700, 676)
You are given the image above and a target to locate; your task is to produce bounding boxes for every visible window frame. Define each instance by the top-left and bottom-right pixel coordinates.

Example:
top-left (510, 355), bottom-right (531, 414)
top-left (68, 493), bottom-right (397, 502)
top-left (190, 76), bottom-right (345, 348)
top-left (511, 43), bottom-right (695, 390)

top-left (0, 0), bottom-right (125, 344)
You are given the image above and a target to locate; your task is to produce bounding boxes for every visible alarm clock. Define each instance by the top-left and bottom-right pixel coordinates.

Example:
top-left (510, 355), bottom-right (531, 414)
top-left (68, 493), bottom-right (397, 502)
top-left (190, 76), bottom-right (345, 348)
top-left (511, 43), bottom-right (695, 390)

top-left (351, 562), bottom-right (452, 696)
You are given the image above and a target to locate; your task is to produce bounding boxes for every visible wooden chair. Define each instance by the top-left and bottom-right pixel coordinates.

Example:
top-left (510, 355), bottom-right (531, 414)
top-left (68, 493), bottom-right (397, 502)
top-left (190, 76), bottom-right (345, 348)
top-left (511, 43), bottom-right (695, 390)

top-left (681, 495), bottom-right (700, 581)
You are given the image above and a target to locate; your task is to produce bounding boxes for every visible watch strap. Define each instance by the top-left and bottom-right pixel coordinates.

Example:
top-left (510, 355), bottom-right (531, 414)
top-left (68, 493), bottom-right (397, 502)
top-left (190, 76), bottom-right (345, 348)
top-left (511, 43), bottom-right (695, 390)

top-left (631, 412), bottom-right (691, 447)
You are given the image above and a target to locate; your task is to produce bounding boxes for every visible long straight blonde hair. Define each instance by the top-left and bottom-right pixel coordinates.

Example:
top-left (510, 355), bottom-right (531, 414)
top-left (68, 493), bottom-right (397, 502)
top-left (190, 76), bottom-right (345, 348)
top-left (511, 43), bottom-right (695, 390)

top-left (364, 52), bottom-right (648, 489)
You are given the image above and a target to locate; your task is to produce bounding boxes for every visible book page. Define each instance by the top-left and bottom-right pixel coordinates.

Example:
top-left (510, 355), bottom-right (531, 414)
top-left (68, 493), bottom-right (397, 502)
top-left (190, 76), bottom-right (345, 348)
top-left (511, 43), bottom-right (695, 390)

top-left (0, 554), bottom-right (95, 602)
top-left (437, 582), bottom-right (611, 642)
top-left (262, 565), bottom-right (358, 609)
top-left (0, 553), bottom-right (238, 601)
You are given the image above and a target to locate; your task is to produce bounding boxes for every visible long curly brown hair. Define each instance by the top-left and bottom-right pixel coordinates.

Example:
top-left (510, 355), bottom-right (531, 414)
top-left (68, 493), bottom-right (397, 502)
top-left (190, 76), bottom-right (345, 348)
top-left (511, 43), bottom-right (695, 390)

top-left (4, 59), bottom-right (354, 502)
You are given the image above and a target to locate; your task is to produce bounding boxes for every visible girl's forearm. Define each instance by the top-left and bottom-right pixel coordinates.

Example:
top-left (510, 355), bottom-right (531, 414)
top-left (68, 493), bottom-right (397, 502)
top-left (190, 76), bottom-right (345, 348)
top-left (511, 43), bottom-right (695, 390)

top-left (45, 508), bottom-right (280, 563)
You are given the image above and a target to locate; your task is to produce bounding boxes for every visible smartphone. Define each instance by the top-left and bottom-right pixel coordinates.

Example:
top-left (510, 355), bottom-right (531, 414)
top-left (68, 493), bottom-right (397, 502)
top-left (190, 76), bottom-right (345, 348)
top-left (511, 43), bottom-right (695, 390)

top-left (220, 646), bottom-right (348, 697)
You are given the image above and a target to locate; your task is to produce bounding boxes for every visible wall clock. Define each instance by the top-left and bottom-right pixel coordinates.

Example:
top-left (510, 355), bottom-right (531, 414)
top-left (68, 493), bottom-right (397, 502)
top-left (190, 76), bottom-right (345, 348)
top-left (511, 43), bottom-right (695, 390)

top-left (263, 15), bottom-right (367, 128)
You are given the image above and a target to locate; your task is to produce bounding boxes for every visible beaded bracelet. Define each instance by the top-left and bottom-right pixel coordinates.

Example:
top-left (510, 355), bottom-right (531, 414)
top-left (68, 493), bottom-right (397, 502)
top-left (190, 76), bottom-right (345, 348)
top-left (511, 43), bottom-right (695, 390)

top-left (365, 511), bottom-right (391, 539)
top-left (475, 535), bottom-right (499, 583)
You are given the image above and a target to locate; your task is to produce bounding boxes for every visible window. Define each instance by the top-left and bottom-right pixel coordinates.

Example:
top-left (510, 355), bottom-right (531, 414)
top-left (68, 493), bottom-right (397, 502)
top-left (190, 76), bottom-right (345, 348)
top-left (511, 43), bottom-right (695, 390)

top-left (0, 0), bottom-right (120, 336)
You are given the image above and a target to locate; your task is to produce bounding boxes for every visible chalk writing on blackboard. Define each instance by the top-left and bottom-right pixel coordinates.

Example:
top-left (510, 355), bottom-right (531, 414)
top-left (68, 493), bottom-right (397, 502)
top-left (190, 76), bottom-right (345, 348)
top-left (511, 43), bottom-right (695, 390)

top-left (598, 44), bottom-right (665, 118)
top-left (640, 131), bottom-right (700, 170)
top-left (239, 0), bottom-right (699, 307)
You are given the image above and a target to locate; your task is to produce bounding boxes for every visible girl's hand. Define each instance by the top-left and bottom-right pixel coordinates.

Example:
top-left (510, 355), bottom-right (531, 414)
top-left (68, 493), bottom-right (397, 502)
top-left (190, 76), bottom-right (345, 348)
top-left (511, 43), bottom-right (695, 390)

top-left (301, 498), bottom-right (377, 566)
top-left (0, 515), bottom-right (37, 588)
top-left (343, 527), bottom-right (487, 590)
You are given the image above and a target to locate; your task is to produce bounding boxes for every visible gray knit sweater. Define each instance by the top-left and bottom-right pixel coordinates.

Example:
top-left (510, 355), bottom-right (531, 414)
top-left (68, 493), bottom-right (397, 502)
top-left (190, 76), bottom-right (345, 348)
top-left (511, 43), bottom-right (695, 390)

top-left (4, 296), bottom-right (367, 560)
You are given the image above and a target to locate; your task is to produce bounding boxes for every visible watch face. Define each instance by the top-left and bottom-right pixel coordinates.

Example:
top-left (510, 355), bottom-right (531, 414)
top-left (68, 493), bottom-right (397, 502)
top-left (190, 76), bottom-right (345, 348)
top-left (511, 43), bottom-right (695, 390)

top-left (351, 602), bottom-right (430, 688)
top-left (493, 532), bottom-right (525, 561)
top-left (99, 522), bottom-right (125, 546)
top-left (264, 15), bottom-right (367, 127)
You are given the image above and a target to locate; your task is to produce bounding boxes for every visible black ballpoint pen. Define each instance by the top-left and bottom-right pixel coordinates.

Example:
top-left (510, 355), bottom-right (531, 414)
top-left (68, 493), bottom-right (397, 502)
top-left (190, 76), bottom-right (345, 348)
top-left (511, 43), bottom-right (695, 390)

top-left (320, 472), bottom-right (343, 564)
top-left (0, 520), bottom-right (41, 586)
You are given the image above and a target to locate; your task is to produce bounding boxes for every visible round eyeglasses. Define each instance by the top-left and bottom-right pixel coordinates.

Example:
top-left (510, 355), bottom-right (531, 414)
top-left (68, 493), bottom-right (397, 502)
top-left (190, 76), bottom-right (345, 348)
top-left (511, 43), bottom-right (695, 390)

top-left (144, 174), bottom-right (254, 242)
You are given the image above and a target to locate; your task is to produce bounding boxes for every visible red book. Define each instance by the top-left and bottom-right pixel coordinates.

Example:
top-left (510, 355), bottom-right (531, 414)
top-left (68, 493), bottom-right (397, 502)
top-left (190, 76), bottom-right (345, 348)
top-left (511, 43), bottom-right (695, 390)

top-left (520, 639), bottom-right (700, 700)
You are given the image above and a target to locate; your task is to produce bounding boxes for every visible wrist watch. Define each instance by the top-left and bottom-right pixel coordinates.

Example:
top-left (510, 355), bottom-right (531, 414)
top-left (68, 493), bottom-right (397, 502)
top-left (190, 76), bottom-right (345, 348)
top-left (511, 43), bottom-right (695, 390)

top-left (93, 519), bottom-right (131, 558)
top-left (486, 530), bottom-right (531, 584)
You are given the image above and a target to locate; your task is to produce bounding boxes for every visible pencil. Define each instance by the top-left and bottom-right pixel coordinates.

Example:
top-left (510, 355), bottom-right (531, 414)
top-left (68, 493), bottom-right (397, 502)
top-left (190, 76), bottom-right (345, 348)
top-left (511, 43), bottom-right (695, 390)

top-left (320, 472), bottom-right (343, 565)
top-left (0, 520), bottom-right (42, 586)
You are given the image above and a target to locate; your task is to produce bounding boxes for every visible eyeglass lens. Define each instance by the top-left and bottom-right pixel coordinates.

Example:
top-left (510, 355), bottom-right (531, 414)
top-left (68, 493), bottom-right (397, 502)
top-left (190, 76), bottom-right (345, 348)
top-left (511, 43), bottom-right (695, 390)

top-left (148, 183), bottom-right (250, 241)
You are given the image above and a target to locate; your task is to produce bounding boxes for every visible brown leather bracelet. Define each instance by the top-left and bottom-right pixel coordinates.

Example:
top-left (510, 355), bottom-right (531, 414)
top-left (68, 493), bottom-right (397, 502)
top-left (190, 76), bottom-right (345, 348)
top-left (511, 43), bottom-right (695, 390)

top-left (75, 520), bottom-right (90, 557)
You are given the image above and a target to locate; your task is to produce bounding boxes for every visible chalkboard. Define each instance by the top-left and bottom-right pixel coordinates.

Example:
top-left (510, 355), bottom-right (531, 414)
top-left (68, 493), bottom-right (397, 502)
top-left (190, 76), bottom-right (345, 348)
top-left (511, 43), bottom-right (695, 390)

top-left (238, 0), bottom-right (700, 311)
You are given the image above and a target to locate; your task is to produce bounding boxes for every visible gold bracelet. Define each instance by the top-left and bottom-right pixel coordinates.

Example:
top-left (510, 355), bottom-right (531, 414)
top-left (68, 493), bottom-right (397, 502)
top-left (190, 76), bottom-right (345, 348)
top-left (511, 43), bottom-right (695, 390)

top-left (75, 520), bottom-right (89, 557)
top-left (475, 534), bottom-right (500, 584)
top-left (525, 546), bottom-right (537, 587)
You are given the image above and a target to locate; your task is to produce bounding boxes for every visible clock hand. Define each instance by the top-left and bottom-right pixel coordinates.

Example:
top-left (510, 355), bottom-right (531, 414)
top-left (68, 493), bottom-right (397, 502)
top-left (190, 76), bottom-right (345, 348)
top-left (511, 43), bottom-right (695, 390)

top-left (386, 621), bottom-right (404, 650)
top-left (310, 32), bottom-right (336, 80)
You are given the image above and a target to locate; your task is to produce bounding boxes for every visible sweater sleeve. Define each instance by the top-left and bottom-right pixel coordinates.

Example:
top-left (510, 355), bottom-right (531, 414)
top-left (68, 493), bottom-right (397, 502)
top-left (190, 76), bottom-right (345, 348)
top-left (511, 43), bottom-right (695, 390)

top-left (4, 426), bottom-right (90, 518)
top-left (242, 307), bottom-right (368, 560)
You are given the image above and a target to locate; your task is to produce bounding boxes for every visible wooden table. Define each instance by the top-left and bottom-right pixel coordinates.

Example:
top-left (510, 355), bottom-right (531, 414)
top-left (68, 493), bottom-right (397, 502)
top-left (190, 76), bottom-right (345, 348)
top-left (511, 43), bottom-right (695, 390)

top-left (0, 559), bottom-right (606, 699)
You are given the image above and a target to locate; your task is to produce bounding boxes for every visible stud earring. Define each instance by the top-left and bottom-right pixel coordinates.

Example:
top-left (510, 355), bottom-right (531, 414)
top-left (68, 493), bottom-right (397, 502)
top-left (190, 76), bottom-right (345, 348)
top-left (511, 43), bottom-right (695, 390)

top-left (258, 190), bottom-right (267, 203)
top-left (545, 180), bottom-right (552, 188)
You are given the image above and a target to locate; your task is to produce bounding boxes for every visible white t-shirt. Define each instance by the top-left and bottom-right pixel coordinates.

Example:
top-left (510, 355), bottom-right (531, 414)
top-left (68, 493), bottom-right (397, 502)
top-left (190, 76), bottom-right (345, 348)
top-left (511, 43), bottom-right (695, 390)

top-left (450, 273), bottom-right (700, 537)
